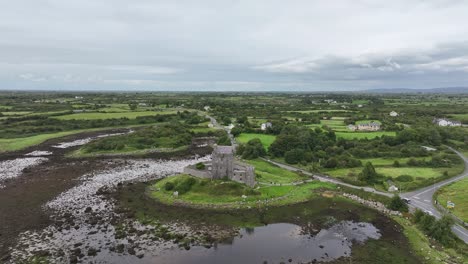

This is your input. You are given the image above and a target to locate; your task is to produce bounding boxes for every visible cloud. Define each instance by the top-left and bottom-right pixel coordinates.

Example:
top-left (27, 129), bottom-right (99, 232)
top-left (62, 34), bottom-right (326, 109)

top-left (2, 1), bottom-right (468, 91)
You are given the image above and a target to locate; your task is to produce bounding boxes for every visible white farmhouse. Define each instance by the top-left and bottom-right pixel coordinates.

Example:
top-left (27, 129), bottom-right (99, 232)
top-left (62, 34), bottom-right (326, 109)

top-left (389, 111), bottom-right (399, 117)
top-left (260, 122), bottom-right (272, 131)
top-left (433, 118), bottom-right (462, 127)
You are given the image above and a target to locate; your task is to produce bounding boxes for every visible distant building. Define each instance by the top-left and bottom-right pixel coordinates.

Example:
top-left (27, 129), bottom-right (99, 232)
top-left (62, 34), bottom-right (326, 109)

top-left (260, 122), bottom-right (272, 131)
top-left (421, 146), bottom-right (437, 151)
top-left (204, 106), bottom-right (211, 111)
top-left (357, 104), bottom-right (363, 108)
top-left (183, 146), bottom-right (256, 187)
top-left (433, 118), bottom-right (461, 127)
top-left (348, 121), bottom-right (381, 131)
top-left (389, 111), bottom-right (399, 117)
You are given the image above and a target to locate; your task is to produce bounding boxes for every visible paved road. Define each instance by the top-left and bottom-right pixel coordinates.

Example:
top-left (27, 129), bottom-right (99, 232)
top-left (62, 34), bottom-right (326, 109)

top-left (401, 147), bottom-right (468, 243)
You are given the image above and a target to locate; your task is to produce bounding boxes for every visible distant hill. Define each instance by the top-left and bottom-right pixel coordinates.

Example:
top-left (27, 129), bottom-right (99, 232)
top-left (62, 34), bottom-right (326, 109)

top-left (360, 87), bottom-right (468, 94)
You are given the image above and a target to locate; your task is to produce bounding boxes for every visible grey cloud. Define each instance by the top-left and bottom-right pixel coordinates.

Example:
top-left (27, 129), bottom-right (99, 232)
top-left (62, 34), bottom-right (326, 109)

top-left (1, 1), bottom-right (468, 91)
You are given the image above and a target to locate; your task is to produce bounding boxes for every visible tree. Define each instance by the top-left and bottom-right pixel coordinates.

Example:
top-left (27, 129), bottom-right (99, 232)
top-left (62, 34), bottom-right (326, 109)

top-left (284, 149), bottom-right (305, 164)
top-left (221, 116), bottom-right (232, 126)
top-left (128, 102), bottom-right (138, 111)
top-left (358, 162), bottom-right (378, 183)
top-left (217, 134), bottom-right (232, 146)
top-left (393, 160), bottom-right (400, 167)
top-left (387, 195), bottom-right (408, 212)
top-left (240, 138), bottom-right (266, 159)
top-left (231, 126), bottom-right (243, 137)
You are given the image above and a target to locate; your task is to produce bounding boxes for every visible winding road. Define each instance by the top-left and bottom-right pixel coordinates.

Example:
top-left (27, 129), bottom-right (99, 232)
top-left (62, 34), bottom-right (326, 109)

top-left (401, 147), bottom-right (468, 243)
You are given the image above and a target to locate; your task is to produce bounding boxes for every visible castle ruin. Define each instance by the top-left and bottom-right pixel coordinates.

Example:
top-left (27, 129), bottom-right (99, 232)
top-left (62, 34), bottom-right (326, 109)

top-left (183, 145), bottom-right (256, 187)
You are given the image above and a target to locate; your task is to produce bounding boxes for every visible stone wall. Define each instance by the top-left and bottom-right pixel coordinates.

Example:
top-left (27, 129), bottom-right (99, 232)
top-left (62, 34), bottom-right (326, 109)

top-left (183, 166), bottom-right (211, 179)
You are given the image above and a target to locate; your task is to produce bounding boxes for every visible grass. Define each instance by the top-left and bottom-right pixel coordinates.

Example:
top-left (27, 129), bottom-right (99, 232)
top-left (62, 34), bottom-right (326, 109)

top-left (336, 131), bottom-right (396, 140)
top-left (150, 174), bottom-right (335, 208)
top-left (236, 133), bottom-right (276, 149)
top-left (285, 109), bottom-right (353, 113)
top-left (360, 157), bottom-right (427, 166)
top-left (327, 166), bottom-right (448, 179)
top-left (393, 216), bottom-right (468, 264)
top-left (1, 111), bottom-right (32, 116)
top-left (449, 113), bottom-right (468, 120)
top-left (0, 123), bottom-right (160, 153)
top-left (324, 158), bottom-right (464, 191)
top-left (54, 110), bottom-right (177, 120)
top-left (308, 119), bottom-right (396, 139)
top-left (151, 174), bottom-right (261, 205)
top-left (0, 131), bottom-right (91, 152)
top-left (246, 159), bottom-right (307, 184)
top-left (355, 119), bottom-right (382, 125)
top-left (435, 178), bottom-right (468, 223)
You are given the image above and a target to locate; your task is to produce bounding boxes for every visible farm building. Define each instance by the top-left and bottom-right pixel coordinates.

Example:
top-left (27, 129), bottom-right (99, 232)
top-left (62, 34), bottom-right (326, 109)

top-left (260, 122), bottom-right (272, 131)
top-left (433, 118), bottom-right (461, 127)
top-left (348, 122), bottom-right (381, 131)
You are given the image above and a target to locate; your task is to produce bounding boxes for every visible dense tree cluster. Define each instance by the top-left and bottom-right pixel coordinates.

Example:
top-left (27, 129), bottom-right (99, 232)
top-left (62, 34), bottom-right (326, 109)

top-left (237, 138), bottom-right (266, 159)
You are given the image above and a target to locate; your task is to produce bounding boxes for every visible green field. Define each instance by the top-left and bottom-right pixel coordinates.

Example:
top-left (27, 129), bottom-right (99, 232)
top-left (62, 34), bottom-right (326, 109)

top-left (54, 110), bottom-right (177, 120)
top-left (449, 113), bottom-right (468, 120)
top-left (0, 131), bottom-right (84, 152)
top-left (355, 120), bottom-right (382, 125)
top-left (326, 166), bottom-right (442, 179)
top-left (246, 159), bottom-right (307, 184)
top-left (286, 109), bottom-right (353, 113)
top-left (1, 111), bottom-right (32, 116)
top-left (336, 131), bottom-right (396, 140)
top-left (307, 119), bottom-right (349, 132)
top-left (435, 178), bottom-right (468, 223)
top-left (0, 124), bottom-right (158, 153)
top-left (236, 133), bottom-right (276, 149)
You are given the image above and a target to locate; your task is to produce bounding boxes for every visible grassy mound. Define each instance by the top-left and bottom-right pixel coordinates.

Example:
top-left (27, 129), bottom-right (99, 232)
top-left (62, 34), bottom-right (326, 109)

top-left (151, 175), bottom-right (261, 205)
top-left (150, 173), bottom-right (336, 208)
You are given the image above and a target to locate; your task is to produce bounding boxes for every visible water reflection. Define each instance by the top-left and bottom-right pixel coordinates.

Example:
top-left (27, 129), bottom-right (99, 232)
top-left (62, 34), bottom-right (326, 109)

top-left (141, 221), bottom-right (381, 264)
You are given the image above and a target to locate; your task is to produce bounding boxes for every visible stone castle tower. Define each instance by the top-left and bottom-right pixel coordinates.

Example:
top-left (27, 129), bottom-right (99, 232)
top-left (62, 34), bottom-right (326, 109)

top-left (183, 145), bottom-right (256, 187)
top-left (211, 146), bottom-right (234, 179)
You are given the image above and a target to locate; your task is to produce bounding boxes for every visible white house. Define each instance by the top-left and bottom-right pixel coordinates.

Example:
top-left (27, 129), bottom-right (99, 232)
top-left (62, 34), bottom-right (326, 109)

top-left (433, 118), bottom-right (462, 127)
top-left (389, 111), bottom-right (399, 117)
top-left (260, 122), bottom-right (272, 131)
top-left (204, 106), bottom-right (211, 111)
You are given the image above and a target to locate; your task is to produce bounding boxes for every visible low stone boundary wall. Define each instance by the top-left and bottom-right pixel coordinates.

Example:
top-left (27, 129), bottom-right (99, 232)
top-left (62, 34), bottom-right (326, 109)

top-left (342, 193), bottom-right (402, 216)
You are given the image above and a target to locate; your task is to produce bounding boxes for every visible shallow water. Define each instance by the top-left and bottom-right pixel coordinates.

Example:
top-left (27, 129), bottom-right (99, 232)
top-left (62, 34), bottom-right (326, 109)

top-left (100, 221), bottom-right (381, 264)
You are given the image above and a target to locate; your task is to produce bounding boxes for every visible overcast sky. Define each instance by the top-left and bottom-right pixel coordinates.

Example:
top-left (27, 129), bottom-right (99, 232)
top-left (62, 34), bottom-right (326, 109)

top-left (1, 0), bottom-right (468, 91)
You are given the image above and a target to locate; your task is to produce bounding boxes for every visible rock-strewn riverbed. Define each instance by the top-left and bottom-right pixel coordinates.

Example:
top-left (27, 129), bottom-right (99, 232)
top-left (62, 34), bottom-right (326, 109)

top-left (8, 157), bottom-right (208, 263)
